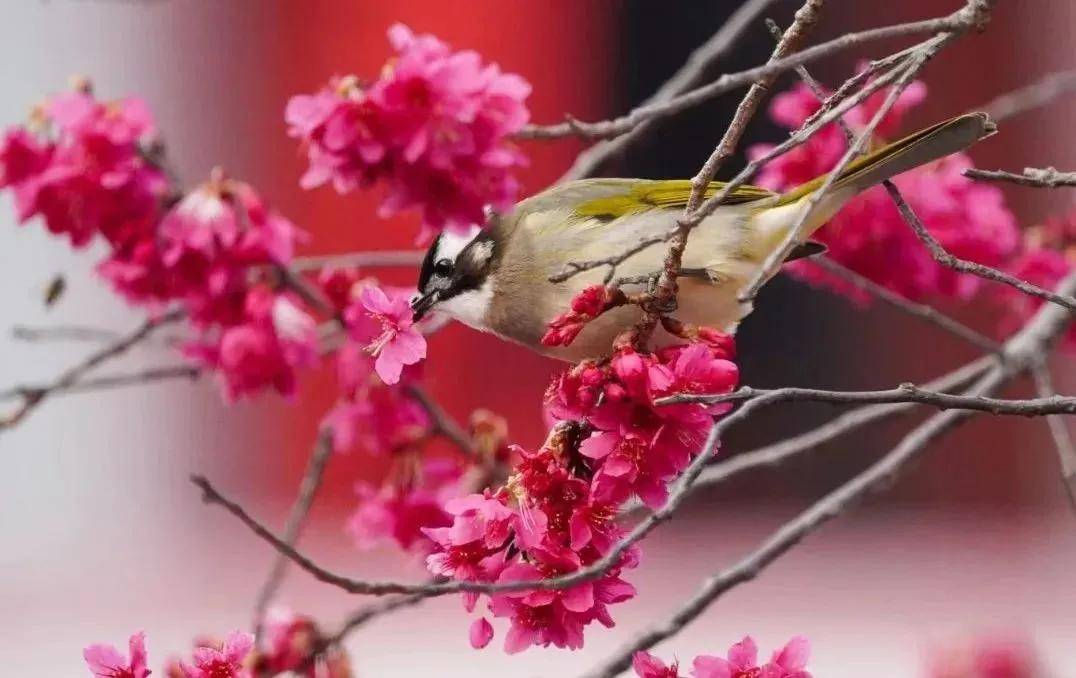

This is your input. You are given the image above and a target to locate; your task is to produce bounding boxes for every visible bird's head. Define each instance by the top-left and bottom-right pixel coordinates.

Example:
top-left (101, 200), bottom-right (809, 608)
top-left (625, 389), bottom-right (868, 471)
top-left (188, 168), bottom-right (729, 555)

top-left (411, 224), bottom-right (499, 329)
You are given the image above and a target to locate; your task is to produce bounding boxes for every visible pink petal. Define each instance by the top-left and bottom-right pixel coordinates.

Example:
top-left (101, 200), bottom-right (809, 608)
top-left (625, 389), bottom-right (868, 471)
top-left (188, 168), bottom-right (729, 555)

top-left (692, 655), bottom-right (733, 678)
top-left (469, 617), bottom-right (494, 649)
top-left (83, 643), bottom-right (127, 675)
top-left (728, 636), bottom-right (759, 669)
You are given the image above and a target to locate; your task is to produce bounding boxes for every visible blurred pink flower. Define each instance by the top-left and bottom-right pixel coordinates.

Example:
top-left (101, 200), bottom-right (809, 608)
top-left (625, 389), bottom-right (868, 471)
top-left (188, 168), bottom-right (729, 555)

top-left (749, 80), bottom-right (1018, 302)
top-left (692, 635), bottom-right (760, 678)
top-left (632, 651), bottom-right (682, 678)
top-left (927, 633), bottom-right (1042, 678)
top-left (179, 630), bottom-right (253, 678)
top-left (287, 23), bottom-right (530, 240)
top-left (83, 631), bottom-right (150, 678)
top-left (348, 482), bottom-right (452, 552)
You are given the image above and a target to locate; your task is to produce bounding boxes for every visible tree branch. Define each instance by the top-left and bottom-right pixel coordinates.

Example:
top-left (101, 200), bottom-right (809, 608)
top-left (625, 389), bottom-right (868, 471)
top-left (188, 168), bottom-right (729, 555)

top-left (1031, 363), bottom-right (1076, 513)
top-left (964, 166), bottom-right (1076, 188)
top-left (251, 428), bottom-right (336, 646)
top-left (976, 69), bottom-right (1076, 122)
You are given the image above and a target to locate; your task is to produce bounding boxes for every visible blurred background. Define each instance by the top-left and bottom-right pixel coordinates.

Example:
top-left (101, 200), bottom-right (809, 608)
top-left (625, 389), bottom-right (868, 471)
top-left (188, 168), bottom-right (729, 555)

top-left (1, 1), bottom-right (1074, 675)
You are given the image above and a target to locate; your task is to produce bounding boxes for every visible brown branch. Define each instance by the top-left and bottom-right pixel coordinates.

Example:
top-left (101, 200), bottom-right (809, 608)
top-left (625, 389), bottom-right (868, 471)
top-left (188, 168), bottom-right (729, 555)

top-left (882, 181), bottom-right (1076, 312)
top-left (519, 2), bottom-right (985, 141)
top-left (0, 309), bottom-right (184, 431)
top-left (583, 270), bottom-right (1075, 678)
top-left (812, 257), bottom-right (1002, 353)
top-left (1031, 364), bottom-right (1076, 513)
top-left (976, 69), bottom-right (1076, 122)
top-left (11, 324), bottom-right (123, 343)
top-left (404, 383), bottom-right (478, 458)
top-left (656, 383), bottom-right (1076, 415)
top-left (964, 166), bottom-right (1076, 188)
top-left (289, 250), bottom-right (425, 273)
top-left (0, 365), bottom-right (201, 402)
top-left (251, 428), bottom-right (336, 646)
top-left (561, 0), bottom-right (781, 181)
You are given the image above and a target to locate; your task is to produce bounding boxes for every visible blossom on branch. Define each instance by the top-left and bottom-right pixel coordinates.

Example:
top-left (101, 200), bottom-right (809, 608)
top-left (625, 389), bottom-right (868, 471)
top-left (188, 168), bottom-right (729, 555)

top-left (286, 23), bottom-right (531, 241)
top-left (634, 635), bottom-right (812, 678)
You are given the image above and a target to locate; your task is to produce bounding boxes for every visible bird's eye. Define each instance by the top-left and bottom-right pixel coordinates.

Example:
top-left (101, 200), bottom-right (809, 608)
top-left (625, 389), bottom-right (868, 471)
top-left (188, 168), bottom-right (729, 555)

top-left (433, 258), bottom-right (453, 276)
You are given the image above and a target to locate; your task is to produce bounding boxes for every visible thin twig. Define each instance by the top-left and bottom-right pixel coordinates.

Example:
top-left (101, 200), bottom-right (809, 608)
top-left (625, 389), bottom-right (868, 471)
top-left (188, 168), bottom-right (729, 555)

top-left (976, 69), bottom-right (1076, 122)
top-left (656, 383), bottom-right (1076, 414)
top-left (1031, 363), bottom-right (1076, 513)
top-left (0, 365), bottom-right (201, 402)
top-left (404, 384), bottom-right (477, 458)
top-left (251, 429), bottom-right (336, 646)
top-left (11, 325), bottom-right (123, 343)
top-left (0, 309), bottom-right (184, 431)
top-left (964, 166), bottom-right (1076, 188)
top-left (883, 181), bottom-right (1076, 312)
top-left (289, 250), bottom-right (425, 273)
top-left (561, 0), bottom-right (780, 181)
top-left (812, 257), bottom-right (1002, 353)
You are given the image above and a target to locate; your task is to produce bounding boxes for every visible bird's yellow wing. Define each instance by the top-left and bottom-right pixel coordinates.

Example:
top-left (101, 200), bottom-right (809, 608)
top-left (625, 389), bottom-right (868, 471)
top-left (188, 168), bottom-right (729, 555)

top-left (573, 179), bottom-right (776, 219)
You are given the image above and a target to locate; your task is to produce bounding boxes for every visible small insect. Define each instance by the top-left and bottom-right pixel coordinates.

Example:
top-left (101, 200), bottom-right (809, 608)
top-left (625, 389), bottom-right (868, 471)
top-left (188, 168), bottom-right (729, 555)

top-left (43, 274), bottom-right (66, 308)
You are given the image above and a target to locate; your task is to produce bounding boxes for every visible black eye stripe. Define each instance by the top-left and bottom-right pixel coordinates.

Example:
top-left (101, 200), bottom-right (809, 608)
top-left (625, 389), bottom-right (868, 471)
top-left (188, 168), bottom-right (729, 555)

top-left (417, 233), bottom-right (444, 293)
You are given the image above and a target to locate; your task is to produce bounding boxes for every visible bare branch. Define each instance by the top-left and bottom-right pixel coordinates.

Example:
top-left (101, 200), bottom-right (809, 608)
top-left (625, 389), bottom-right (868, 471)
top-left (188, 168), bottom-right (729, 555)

top-left (1031, 364), bottom-right (1076, 513)
top-left (252, 429), bottom-right (336, 645)
top-left (11, 324), bottom-right (123, 343)
top-left (656, 383), bottom-right (1076, 415)
top-left (976, 69), bottom-right (1076, 122)
top-left (404, 383), bottom-right (478, 458)
top-left (0, 309), bottom-right (184, 431)
top-left (0, 365), bottom-right (201, 402)
top-left (883, 181), bottom-right (1076, 312)
top-left (812, 257), bottom-right (1002, 353)
top-left (289, 250), bottom-right (425, 273)
top-left (964, 166), bottom-right (1076, 188)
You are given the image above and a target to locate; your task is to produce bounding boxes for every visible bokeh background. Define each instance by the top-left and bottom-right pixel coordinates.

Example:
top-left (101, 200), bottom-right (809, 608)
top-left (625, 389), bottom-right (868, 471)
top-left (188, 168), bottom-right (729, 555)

top-left (2, 1), bottom-right (1074, 676)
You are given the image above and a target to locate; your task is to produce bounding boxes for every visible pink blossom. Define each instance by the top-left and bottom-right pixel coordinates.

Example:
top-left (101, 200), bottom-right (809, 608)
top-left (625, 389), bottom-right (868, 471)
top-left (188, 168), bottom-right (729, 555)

top-left (926, 633), bottom-right (1041, 678)
top-left (749, 80), bottom-right (1017, 302)
top-left (179, 630), bottom-right (253, 678)
top-left (184, 288), bottom-right (318, 401)
top-left (345, 284), bottom-right (426, 385)
top-left (323, 374), bottom-right (430, 454)
top-left (11, 90), bottom-right (167, 249)
top-left (347, 481), bottom-right (452, 552)
top-left (83, 631), bottom-right (150, 678)
top-left (287, 24), bottom-right (530, 239)
top-left (469, 617), bottom-right (494, 650)
top-left (632, 651), bottom-right (682, 678)
top-left (542, 285), bottom-right (620, 347)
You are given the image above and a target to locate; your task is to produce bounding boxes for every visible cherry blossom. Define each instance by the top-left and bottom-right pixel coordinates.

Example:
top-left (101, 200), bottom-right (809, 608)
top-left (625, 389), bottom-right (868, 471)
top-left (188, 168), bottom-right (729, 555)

top-left (178, 631), bottom-right (253, 678)
top-left (287, 23), bottom-right (530, 240)
top-left (83, 631), bottom-right (150, 678)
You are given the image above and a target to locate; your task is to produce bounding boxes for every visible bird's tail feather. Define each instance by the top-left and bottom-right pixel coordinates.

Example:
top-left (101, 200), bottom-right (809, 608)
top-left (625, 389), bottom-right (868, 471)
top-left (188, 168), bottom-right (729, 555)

top-left (776, 112), bottom-right (996, 206)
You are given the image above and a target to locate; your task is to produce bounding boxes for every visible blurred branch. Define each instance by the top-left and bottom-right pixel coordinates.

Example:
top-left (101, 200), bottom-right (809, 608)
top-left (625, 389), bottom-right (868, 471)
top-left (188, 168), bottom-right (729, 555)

top-left (252, 428), bottom-right (336, 646)
top-left (290, 250), bottom-right (425, 272)
top-left (977, 69), bottom-right (1076, 122)
top-left (0, 309), bottom-right (184, 431)
top-left (964, 166), bottom-right (1076, 188)
top-left (562, 0), bottom-right (780, 180)
top-left (0, 365), bottom-right (201, 402)
top-left (1031, 364), bottom-right (1076, 513)
top-left (812, 257), bottom-right (1002, 353)
top-left (404, 383), bottom-right (478, 458)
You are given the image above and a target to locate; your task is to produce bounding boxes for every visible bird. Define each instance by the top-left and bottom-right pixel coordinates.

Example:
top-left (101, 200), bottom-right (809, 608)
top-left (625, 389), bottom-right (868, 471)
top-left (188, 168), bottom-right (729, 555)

top-left (410, 112), bottom-right (995, 363)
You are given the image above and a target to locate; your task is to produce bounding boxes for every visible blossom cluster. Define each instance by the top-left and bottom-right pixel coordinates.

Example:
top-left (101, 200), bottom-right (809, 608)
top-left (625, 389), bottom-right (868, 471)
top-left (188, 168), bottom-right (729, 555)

top-left (286, 23), bottom-right (531, 242)
top-left (83, 612), bottom-right (351, 677)
top-left (749, 78), bottom-right (1019, 303)
top-left (633, 635), bottom-right (811, 678)
top-left (423, 324), bottom-right (739, 652)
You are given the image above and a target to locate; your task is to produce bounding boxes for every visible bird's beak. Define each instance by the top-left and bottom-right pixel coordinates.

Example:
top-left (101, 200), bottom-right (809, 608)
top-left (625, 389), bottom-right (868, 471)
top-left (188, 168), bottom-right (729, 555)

top-left (410, 290), bottom-right (440, 322)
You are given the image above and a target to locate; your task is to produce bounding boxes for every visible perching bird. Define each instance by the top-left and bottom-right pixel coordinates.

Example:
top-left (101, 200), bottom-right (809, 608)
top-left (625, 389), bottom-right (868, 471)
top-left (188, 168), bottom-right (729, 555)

top-left (411, 113), bottom-right (995, 362)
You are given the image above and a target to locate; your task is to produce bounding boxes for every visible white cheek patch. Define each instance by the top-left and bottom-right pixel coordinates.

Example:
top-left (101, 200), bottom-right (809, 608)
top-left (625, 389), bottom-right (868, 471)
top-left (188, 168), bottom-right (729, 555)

top-left (434, 225), bottom-right (482, 262)
top-left (438, 278), bottom-right (494, 331)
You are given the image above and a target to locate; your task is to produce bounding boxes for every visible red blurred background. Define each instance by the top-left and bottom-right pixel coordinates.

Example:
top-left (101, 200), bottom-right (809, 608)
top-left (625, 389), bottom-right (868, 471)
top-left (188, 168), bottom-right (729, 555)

top-left (1, 1), bottom-right (1074, 676)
